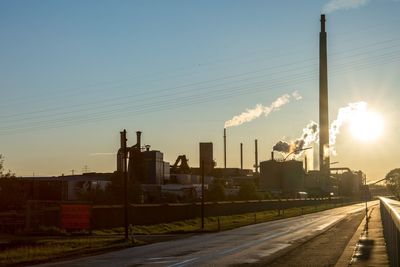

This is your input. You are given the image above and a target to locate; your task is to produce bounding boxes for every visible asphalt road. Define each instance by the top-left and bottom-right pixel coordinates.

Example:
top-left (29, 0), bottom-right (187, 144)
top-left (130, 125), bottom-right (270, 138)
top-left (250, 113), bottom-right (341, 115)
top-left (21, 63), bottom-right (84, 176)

top-left (36, 202), bottom-right (373, 267)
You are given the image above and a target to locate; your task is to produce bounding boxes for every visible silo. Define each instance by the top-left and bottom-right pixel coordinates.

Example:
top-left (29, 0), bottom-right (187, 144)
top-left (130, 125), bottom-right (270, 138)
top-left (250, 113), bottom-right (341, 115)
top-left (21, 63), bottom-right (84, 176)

top-left (281, 160), bottom-right (304, 194)
top-left (200, 142), bottom-right (214, 175)
top-left (259, 159), bottom-right (281, 192)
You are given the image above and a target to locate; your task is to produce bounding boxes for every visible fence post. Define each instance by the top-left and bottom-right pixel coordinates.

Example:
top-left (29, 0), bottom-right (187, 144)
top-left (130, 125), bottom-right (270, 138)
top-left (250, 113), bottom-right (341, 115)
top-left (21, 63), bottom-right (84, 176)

top-left (25, 200), bottom-right (32, 232)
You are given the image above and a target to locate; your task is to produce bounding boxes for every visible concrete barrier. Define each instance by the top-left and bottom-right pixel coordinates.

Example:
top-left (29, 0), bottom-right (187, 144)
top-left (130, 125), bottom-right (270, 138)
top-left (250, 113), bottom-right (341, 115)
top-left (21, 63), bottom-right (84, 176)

top-left (379, 197), bottom-right (400, 266)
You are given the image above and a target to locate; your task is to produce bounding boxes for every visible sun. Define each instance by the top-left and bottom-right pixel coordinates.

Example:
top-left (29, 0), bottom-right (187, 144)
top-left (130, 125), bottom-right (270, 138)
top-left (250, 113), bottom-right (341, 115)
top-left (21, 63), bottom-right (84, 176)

top-left (348, 110), bottom-right (384, 142)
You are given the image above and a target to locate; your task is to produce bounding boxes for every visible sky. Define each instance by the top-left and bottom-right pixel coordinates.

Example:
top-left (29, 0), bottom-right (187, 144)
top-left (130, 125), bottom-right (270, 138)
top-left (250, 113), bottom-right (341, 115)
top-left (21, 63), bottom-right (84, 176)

top-left (0, 0), bottom-right (399, 181)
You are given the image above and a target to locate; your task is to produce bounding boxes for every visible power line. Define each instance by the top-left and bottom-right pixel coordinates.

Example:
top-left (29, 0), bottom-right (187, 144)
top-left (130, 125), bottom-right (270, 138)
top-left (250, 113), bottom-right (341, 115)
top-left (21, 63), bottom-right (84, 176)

top-left (0, 54), bottom-right (399, 135)
top-left (1, 38), bottom-right (399, 123)
top-left (1, 22), bottom-right (399, 107)
top-left (1, 51), bottom-right (399, 131)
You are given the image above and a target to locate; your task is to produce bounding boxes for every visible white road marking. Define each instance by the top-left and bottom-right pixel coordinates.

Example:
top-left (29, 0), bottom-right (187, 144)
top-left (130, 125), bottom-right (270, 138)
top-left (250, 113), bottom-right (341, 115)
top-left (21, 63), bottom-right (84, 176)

top-left (167, 257), bottom-right (198, 267)
top-left (218, 231), bottom-right (284, 255)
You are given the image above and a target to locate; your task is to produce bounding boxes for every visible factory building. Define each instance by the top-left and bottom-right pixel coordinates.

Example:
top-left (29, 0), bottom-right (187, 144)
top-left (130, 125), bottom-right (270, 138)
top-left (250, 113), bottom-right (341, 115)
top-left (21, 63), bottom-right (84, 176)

top-left (260, 157), bottom-right (365, 198)
top-left (331, 169), bottom-right (364, 198)
top-left (199, 142), bottom-right (214, 175)
top-left (10, 173), bottom-right (113, 201)
top-left (259, 156), bottom-right (305, 197)
top-left (304, 170), bottom-right (335, 196)
top-left (117, 131), bottom-right (170, 185)
top-left (142, 150), bottom-right (170, 184)
top-left (259, 151), bottom-right (345, 197)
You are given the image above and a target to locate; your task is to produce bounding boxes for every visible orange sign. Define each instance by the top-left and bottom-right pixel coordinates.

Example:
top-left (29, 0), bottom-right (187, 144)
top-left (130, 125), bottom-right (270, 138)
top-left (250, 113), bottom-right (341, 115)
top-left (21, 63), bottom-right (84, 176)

top-left (60, 204), bottom-right (91, 230)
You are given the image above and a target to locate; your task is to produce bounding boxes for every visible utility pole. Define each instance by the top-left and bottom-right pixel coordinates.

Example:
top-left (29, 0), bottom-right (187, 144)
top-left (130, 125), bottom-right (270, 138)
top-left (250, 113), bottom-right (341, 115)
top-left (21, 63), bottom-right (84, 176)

top-left (240, 143), bottom-right (243, 170)
top-left (120, 129), bottom-right (129, 240)
top-left (365, 175), bottom-right (368, 230)
top-left (201, 160), bottom-right (205, 230)
top-left (255, 139), bottom-right (259, 174)
top-left (82, 165), bottom-right (89, 173)
top-left (223, 128), bottom-right (227, 170)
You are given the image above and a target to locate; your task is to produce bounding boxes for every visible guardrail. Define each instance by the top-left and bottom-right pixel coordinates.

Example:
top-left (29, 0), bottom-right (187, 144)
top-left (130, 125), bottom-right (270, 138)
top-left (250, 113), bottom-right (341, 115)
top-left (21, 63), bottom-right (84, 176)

top-left (379, 197), bottom-right (400, 266)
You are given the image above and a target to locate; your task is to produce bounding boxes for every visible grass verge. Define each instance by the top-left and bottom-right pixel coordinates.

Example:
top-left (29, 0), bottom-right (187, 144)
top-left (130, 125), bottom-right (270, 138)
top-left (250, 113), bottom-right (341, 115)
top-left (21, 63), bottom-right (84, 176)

top-left (0, 201), bottom-right (353, 266)
top-left (0, 236), bottom-right (134, 266)
top-left (94, 202), bottom-right (350, 235)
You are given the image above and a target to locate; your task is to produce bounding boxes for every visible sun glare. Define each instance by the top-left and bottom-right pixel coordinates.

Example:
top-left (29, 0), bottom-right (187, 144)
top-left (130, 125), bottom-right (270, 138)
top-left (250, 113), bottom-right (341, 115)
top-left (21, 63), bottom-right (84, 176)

top-left (349, 110), bottom-right (384, 142)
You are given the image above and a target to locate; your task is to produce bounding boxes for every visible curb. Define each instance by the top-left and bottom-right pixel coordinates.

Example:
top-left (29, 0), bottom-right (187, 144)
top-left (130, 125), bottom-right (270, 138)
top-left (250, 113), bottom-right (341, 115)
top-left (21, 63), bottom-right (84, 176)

top-left (334, 205), bottom-right (375, 267)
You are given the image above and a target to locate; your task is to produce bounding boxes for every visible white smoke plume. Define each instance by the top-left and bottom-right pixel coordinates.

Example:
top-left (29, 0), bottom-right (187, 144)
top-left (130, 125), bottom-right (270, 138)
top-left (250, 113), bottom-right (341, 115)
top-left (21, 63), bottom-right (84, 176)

top-left (329, 101), bottom-right (368, 154)
top-left (292, 91), bottom-right (303, 101)
top-left (273, 121), bottom-right (319, 157)
top-left (322, 0), bottom-right (369, 13)
top-left (273, 101), bottom-right (371, 157)
top-left (224, 91), bottom-right (302, 128)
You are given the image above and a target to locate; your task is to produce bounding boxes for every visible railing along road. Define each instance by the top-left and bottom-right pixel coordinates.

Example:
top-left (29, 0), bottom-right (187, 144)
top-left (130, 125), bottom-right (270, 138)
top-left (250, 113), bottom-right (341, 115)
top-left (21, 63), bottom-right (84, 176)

top-left (379, 197), bottom-right (400, 266)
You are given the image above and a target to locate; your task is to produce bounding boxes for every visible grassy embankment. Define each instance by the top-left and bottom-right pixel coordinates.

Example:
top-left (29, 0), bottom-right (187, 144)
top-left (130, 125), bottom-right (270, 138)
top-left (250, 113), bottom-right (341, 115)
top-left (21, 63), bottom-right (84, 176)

top-left (0, 201), bottom-right (350, 266)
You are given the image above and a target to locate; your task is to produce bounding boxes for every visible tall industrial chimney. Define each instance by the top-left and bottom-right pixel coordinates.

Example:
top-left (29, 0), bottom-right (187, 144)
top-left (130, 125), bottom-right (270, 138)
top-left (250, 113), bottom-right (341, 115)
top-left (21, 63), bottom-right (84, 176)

top-left (319, 14), bottom-right (330, 174)
top-left (254, 139), bottom-right (259, 173)
top-left (117, 129), bottom-right (127, 172)
top-left (136, 131), bottom-right (142, 150)
top-left (223, 128), bottom-right (227, 170)
top-left (240, 143), bottom-right (243, 170)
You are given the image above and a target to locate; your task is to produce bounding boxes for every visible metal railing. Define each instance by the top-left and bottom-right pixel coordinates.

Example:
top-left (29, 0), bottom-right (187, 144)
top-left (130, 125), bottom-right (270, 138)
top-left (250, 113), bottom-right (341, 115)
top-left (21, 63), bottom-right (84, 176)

top-left (379, 197), bottom-right (400, 266)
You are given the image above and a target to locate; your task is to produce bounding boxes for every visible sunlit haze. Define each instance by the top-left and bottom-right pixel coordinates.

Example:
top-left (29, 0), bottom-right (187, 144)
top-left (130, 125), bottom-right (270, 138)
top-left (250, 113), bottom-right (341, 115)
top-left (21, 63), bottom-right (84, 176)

top-left (0, 0), bottom-right (399, 181)
top-left (349, 108), bottom-right (384, 142)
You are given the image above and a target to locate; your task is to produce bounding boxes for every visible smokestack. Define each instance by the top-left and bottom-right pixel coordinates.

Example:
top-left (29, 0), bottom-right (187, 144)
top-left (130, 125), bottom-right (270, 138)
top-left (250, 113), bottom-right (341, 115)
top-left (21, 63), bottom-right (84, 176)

top-left (240, 143), bottom-right (243, 170)
top-left (304, 155), bottom-right (308, 173)
top-left (319, 14), bottom-right (330, 174)
top-left (255, 139), bottom-right (259, 173)
top-left (117, 129), bottom-right (127, 172)
top-left (136, 131), bottom-right (142, 150)
top-left (121, 129), bottom-right (127, 150)
top-left (271, 151), bottom-right (274, 161)
top-left (224, 128), bottom-right (227, 169)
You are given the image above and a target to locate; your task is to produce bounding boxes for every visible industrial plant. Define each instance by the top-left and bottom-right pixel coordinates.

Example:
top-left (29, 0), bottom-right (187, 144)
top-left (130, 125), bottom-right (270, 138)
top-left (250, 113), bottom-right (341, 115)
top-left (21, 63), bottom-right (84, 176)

top-left (13, 128), bottom-right (366, 203)
top-left (6, 14), bottom-right (368, 204)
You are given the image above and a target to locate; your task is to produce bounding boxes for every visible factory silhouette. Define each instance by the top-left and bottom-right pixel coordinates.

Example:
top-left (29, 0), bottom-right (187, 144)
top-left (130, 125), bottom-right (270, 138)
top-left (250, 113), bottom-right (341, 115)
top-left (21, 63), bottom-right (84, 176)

top-left (0, 15), bottom-right (368, 233)
top-left (5, 14), bottom-right (366, 204)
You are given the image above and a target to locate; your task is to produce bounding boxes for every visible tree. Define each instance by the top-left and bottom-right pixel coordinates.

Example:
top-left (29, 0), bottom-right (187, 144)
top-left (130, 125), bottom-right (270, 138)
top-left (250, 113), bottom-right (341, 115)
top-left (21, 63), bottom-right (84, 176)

top-left (0, 154), bottom-right (13, 178)
top-left (0, 154), bottom-right (25, 211)
top-left (238, 181), bottom-right (259, 200)
top-left (77, 183), bottom-right (110, 204)
top-left (206, 179), bottom-right (225, 201)
top-left (385, 168), bottom-right (400, 199)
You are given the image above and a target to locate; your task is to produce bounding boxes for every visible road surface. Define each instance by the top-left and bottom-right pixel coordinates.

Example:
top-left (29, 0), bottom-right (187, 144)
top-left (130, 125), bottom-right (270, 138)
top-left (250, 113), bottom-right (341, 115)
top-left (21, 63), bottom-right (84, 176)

top-left (37, 202), bottom-right (373, 267)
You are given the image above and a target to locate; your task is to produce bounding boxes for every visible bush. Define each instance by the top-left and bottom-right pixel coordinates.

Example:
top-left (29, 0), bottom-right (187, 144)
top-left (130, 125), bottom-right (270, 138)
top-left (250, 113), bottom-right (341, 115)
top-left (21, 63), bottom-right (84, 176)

top-left (238, 182), bottom-right (258, 200)
top-left (385, 168), bottom-right (400, 199)
top-left (206, 180), bottom-right (225, 201)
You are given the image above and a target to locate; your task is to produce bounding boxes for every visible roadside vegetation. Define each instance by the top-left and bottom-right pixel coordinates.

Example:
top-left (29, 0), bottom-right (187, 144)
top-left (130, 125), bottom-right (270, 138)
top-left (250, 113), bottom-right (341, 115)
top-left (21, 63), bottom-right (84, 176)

top-left (0, 236), bottom-right (128, 266)
top-left (385, 168), bottom-right (400, 199)
top-left (0, 154), bottom-right (360, 265)
top-left (0, 201), bottom-right (350, 266)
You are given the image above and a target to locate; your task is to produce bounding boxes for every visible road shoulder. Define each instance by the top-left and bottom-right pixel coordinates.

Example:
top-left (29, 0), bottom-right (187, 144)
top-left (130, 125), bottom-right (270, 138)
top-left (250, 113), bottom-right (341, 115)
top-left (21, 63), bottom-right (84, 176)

top-left (246, 211), bottom-right (365, 266)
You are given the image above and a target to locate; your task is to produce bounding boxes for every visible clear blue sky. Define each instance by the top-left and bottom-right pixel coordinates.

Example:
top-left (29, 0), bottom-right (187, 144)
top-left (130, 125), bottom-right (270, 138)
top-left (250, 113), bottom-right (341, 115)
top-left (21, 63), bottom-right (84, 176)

top-left (0, 0), bottom-right (399, 180)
